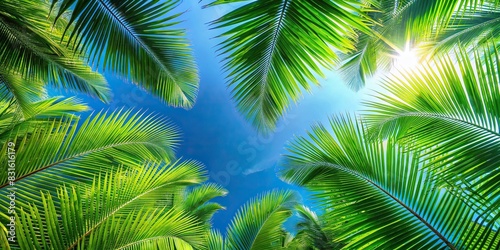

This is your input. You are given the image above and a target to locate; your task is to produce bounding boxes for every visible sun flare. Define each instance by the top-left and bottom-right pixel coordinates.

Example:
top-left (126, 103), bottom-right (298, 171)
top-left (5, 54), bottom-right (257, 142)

top-left (394, 45), bottom-right (419, 70)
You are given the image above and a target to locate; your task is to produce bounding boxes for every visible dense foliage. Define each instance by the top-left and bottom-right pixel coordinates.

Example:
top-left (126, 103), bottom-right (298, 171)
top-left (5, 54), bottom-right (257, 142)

top-left (1, 0), bottom-right (499, 249)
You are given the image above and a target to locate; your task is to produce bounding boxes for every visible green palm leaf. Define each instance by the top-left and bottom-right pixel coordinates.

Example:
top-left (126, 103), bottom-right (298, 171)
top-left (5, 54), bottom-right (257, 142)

top-left (0, 70), bottom-right (46, 117)
top-left (338, 32), bottom-right (388, 91)
top-left (292, 205), bottom-right (343, 249)
top-left (280, 115), bottom-right (498, 249)
top-left (206, 0), bottom-right (373, 131)
top-left (182, 183), bottom-right (228, 224)
top-left (0, 224), bottom-right (10, 250)
top-left (429, 3), bottom-right (500, 54)
top-left (225, 190), bottom-right (299, 250)
top-left (51, 0), bottom-right (199, 108)
top-left (0, 97), bottom-right (88, 143)
top-left (0, 109), bottom-right (180, 224)
top-left (14, 162), bottom-right (206, 249)
top-left (364, 46), bottom-right (500, 214)
top-left (0, 0), bottom-right (110, 101)
top-left (207, 230), bottom-right (225, 250)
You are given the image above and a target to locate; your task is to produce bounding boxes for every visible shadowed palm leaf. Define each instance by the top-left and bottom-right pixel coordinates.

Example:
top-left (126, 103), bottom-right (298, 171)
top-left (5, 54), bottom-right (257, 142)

top-left (280, 115), bottom-right (498, 249)
top-left (290, 205), bottom-right (343, 249)
top-left (206, 0), bottom-right (373, 131)
top-left (0, 71), bottom-right (46, 117)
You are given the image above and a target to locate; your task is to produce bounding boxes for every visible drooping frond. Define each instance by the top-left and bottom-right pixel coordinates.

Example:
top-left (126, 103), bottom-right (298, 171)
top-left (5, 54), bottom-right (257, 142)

top-left (182, 183), bottom-right (228, 223)
top-left (364, 45), bottom-right (500, 214)
top-left (206, 0), bottom-right (373, 131)
top-left (0, 0), bottom-right (110, 101)
top-left (51, 0), bottom-right (199, 108)
top-left (225, 190), bottom-right (299, 250)
top-left (280, 115), bottom-right (498, 249)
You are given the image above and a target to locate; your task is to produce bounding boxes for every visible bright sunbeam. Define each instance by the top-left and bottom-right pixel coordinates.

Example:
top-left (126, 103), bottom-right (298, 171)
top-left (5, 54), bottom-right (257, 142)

top-left (394, 45), bottom-right (419, 70)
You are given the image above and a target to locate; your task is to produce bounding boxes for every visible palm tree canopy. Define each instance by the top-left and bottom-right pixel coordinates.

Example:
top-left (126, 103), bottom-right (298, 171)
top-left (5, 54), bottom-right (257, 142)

top-left (3, 1), bottom-right (500, 249)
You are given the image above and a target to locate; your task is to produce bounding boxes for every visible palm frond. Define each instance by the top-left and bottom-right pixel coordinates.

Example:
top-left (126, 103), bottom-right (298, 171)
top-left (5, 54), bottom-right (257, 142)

top-left (0, 70), bottom-right (46, 117)
top-left (282, 231), bottom-right (308, 250)
top-left (207, 230), bottom-right (225, 250)
top-left (0, 224), bottom-right (10, 250)
top-left (225, 190), bottom-right (299, 250)
top-left (0, 0), bottom-right (110, 101)
top-left (429, 3), bottom-right (500, 55)
top-left (364, 45), bottom-right (500, 213)
top-left (0, 97), bottom-right (88, 143)
top-left (280, 115), bottom-right (498, 249)
top-left (51, 0), bottom-right (199, 108)
top-left (292, 205), bottom-right (342, 249)
top-left (14, 162), bottom-right (206, 249)
top-left (337, 31), bottom-right (390, 90)
top-left (182, 183), bottom-right (227, 224)
top-left (0, 109), bottom-right (181, 224)
top-left (206, 0), bottom-right (373, 131)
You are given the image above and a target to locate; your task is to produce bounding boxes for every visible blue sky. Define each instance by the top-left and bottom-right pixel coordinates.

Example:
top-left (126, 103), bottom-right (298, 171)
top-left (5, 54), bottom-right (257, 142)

top-left (52, 2), bottom-right (372, 233)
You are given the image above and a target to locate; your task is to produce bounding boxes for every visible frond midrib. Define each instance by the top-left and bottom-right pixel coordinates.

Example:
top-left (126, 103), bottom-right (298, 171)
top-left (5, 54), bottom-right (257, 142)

top-left (302, 161), bottom-right (456, 249)
top-left (0, 140), bottom-right (164, 189)
top-left (94, 0), bottom-right (179, 86)
top-left (371, 111), bottom-right (500, 138)
top-left (66, 179), bottom-right (187, 250)
top-left (256, 0), bottom-right (290, 122)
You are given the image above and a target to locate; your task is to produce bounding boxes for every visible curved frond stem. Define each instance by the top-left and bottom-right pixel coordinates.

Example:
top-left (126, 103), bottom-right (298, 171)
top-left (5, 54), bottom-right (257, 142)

top-left (296, 161), bottom-right (456, 249)
top-left (0, 140), bottom-right (162, 190)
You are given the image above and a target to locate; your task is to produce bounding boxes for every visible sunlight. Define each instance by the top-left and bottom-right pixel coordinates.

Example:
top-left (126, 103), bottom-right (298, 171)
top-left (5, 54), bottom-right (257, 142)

top-left (394, 45), bottom-right (419, 70)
